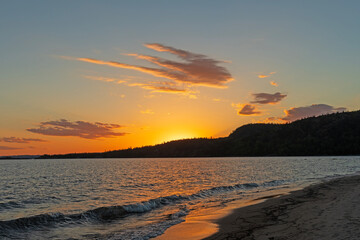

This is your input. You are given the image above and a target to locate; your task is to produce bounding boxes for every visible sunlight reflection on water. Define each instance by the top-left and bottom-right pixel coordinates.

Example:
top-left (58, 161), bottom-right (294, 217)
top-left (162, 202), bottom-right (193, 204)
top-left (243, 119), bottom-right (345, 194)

top-left (1, 156), bottom-right (360, 239)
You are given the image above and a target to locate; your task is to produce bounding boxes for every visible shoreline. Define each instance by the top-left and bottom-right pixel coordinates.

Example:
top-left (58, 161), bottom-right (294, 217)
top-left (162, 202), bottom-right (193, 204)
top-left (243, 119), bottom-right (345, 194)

top-left (203, 174), bottom-right (360, 240)
top-left (155, 184), bottom-right (304, 240)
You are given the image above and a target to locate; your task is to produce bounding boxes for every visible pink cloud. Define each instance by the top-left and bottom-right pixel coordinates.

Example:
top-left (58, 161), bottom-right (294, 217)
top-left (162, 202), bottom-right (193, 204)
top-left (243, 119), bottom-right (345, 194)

top-left (27, 119), bottom-right (127, 139)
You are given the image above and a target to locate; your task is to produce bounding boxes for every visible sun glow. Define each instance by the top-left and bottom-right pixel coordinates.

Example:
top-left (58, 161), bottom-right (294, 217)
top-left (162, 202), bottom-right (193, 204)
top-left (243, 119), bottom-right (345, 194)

top-left (161, 131), bottom-right (199, 143)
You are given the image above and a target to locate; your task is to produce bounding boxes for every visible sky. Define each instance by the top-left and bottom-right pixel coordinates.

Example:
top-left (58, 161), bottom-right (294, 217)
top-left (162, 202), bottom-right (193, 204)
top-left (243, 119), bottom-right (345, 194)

top-left (1, 0), bottom-right (359, 156)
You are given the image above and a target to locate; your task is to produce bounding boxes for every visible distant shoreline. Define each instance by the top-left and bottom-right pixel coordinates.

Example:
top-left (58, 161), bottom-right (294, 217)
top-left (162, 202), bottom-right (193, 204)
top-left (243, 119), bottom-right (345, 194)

top-left (2, 154), bottom-right (360, 160)
top-left (1, 111), bottom-right (359, 159)
top-left (35, 110), bottom-right (360, 159)
top-left (204, 174), bottom-right (360, 239)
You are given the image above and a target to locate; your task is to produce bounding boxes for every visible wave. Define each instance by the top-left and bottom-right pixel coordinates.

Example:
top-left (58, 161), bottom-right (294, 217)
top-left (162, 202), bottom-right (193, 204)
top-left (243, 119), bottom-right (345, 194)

top-left (0, 201), bottom-right (23, 211)
top-left (262, 179), bottom-right (288, 187)
top-left (109, 207), bottom-right (190, 240)
top-left (191, 182), bottom-right (259, 198)
top-left (0, 179), bottom-right (287, 233)
top-left (0, 196), bottom-right (60, 212)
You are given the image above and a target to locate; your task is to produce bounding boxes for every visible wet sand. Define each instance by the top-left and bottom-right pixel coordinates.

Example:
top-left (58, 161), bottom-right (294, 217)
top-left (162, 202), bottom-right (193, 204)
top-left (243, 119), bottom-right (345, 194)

top-left (204, 175), bottom-right (360, 240)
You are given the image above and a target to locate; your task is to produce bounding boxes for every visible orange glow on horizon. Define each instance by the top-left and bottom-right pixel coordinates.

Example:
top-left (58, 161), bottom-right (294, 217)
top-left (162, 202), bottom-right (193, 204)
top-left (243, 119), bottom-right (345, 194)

top-left (161, 132), bottom-right (199, 143)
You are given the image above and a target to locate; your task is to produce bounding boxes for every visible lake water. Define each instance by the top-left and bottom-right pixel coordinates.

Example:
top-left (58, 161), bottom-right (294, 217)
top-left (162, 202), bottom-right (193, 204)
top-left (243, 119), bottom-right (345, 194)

top-left (1, 156), bottom-right (360, 239)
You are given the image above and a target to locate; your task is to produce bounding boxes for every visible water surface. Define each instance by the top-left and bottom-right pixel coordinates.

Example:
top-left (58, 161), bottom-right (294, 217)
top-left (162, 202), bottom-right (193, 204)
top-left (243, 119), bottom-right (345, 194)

top-left (1, 156), bottom-right (360, 239)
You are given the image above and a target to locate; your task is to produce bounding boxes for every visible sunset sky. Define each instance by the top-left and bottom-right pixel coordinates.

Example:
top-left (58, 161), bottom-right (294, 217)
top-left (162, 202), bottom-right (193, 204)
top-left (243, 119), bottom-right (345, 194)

top-left (1, 0), bottom-right (359, 156)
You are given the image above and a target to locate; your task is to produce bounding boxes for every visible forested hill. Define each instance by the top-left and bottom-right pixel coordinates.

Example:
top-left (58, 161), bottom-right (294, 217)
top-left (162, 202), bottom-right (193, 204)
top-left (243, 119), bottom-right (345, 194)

top-left (40, 110), bottom-right (360, 159)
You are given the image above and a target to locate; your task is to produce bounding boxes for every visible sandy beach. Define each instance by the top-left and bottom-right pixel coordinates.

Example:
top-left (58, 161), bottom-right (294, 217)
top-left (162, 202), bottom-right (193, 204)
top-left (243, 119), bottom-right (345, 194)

top-left (204, 175), bottom-right (360, 240)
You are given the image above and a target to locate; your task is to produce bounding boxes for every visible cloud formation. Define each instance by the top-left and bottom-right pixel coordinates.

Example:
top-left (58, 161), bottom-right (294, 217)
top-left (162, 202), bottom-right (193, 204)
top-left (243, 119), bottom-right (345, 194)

top-left (128, 81), bottom-right (188, 93)
top-left (0, 137), bottom-right (46, 144)
top-left (270, 81), bottom-right (278, 87)
top-left (27, 119), bottom-right (127, 139)
top-left (75, 43), bottom-right (233, 88)
top-left (238, 104), bottom-right (261, 115)
top-left (83, 75), bottom-right (126, 84)
top-left (0, 146), bottom-right (21, 150)
top-left (258, 72), bottom-right (276, 79)
top-left (251, 92), bottom-right (287, 104)
top-left (281, 104), bottom-right (347, 122)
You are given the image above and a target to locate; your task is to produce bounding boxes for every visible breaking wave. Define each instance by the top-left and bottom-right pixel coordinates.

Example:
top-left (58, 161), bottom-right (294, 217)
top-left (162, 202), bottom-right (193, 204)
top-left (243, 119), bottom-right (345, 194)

top-left (0, 179), bottom-right (287, 234)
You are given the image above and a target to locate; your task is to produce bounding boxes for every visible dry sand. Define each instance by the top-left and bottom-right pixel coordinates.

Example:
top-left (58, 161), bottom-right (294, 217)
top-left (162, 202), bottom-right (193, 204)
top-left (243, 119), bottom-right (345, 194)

top-left (204, 175), bottom-right (360, 240)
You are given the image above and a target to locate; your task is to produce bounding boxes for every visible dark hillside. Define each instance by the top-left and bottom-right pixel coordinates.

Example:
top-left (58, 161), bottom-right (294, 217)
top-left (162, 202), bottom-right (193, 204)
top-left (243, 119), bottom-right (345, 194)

top-left (39, 110), bottom-right (360, 159)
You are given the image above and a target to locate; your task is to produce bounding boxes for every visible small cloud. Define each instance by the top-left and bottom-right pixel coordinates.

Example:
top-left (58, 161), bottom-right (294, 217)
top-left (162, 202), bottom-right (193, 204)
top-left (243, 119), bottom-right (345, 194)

top-left (281, 104), bottom-right (347, 122)
top-left (258, 72), bottom-right (276, 78)
top-left (270, 81), bottom-right (278, 87)
top-left (212, 97), bottom-right (229, 102)
top-left (83, 75), bottom-right (126, 84)
top-left (234, 104), bottom-right (261, 115)
top-left (251, 92), bottom-right (287, 104)
top-left (0, 146), bottom-right (22, 150)
top-left (265, 117), bottom-right (278, 122)
top-left (0, 137), bottom-right (47, 144)
top-left (129, 81), bottom-right (197, 98)
top-left (140, 109), bottom-right (155, 115)
top-left (129, 82), bottom-right (187, 93)
top-left (27, 119), bottom-right (127, 139)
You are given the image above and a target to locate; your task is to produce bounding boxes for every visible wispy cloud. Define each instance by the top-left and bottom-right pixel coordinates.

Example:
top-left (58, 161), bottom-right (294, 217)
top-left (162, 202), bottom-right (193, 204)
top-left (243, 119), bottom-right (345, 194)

top-left (234, 104), bottom-right (261, 115)
top-left (128, 81), bottom-right (187, 93)
top-left (140, 109), bottom-right (155, 115)
top-left (0, 146), bottom-right (22, 150)
top-left (83, 73), bottom-right (194, 97)
top-left (83, 75), bottom-right (126, 84)
top-left (258, 72), bottom-right (276, 79)
top-left (251, 92), bottom-right (287, 104)
top-left (27, 119), bottom-right (127, 139)
top-left (73, 43), bottom-right (233, 88)
top-left (281, 104), bottom-right (347, 122)
top-left (0, 137), bottom-right (47, 144)
top-left (270, 81), bottom-right (278, 87)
